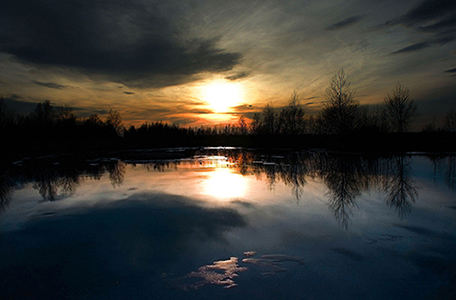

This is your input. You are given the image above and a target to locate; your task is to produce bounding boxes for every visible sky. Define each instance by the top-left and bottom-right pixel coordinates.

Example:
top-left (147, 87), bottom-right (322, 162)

top-left (0, 0), bottom-right (455, 128)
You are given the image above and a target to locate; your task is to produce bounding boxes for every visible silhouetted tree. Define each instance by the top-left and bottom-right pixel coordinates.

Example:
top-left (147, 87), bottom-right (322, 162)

top-left (278, 91), bottom-right (306, 135)
top-left (421, 117), bottom-right (439, 132)
top-left (106, 109), bottom-right (123, 136)
top-left (56, 104), bottom-right (77, 125)
top-left (250, 112), bottom-right (262, 135)
top-left (263, 103), bottom-right (276, 135)
top-left (383, 83), bottom-right (417, 133)
top-left (0, 97), bottom-right (15, 130)
top-left (443, 108), bottom-right (456, 132)
top-left (85, 114), bottom-right (103, 126)
top-left (321, 69), bottom-right (359, 134)
top-left (237, 115), bottom-right (248, 135)
top-left (30, 100), bottom-right (56, 127)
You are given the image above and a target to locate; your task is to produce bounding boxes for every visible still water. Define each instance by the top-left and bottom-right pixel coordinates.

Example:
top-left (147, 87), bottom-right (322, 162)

top-left (1, 148), bottom-right (456, 299)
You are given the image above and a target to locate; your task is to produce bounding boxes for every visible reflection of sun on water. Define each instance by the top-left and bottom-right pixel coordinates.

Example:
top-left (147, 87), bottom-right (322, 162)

top-left (203, 168), bottom-right (247, 200)
top-left (202, 80), bottom-right (244, 113)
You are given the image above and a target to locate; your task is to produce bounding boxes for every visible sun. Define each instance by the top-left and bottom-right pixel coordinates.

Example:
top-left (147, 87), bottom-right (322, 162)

top-left (203, 80), bottom-right (244, 113)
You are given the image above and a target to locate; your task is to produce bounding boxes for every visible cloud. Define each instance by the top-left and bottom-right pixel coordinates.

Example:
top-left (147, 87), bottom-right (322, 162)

top-left (384, 0), bottom-right (456, 55)
top-left (390, 42), bottom-right (431, 54)
top-left (189, 109), bottom-right (214, 114)
top-left (390, 36), bottom-right (455, 54)
top-left (417, 13), bottom-right (456, 32)
top-left (32, 81), bottom-right (69, 90)
top-left (233, 104), bottom-right (254, 112)
top-left (326, 16), bottom-right (364, 31)
top-left (2, 97), bottom-right (37, 115)
top-left (0, 0), bottom-right (242, 89)
top-left (444, 68), bottom-right (456, 73)
top-left (123, 91), bottom-right (135, 95)
top-left (225, 71), bottom-right (250, 81)
top-left (385, 0), bottom-right (456, 35)
top-left (393, 0), bottom-right (456, 27)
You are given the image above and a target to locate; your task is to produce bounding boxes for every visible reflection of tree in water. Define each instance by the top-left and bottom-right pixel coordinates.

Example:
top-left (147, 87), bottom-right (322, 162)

top-left (106, 161), bottom-right (126, 188)
top-left (142, 161), bottom-right (175, 172)
top-left (33, 166), bottom-right (80, 201)
top-left (277, 152), bottom-right (309, 202)
top-left (384, 156), bottom-right (417, 218)
top-left (318, 154), bottom-right (364, 229)
top-left (0, 150), bottom-right (432, 227)
top-left (249, 152), bottom-right (312, 201)
top-left (246, 151), bottom-right (419, 228)
top-left (0, 173), bottom-right (15, 211)
top-left (428, 155), bottom-right (456, 190)
top-left (2, 158), bottom-right (126, 203)
top-left (235, 151), bottom-right (252, 176)
top-left (446, 156), bottom-right (456, 190)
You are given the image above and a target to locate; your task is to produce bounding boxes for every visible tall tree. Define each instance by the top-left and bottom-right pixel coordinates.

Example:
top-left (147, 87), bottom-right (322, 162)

top-left (32, 100), bottom-right (56, 126)
top-left (321, 69), bottom-right (359, 134)
top-left (250, 112), bottom-right (262, 135)
top-left (383, 83), bottom-right (418, 133)
top-left (106, 109), bottom-right (123, 136)
top-left (279, 91), bottom-right (306, 135)
top-left (237, 115), bottom-right (248, 135)
top-left (0, 97), bottom-right (15, 130)
top-left (443, 108), bottom-right (456, 132)
top-left (56, 104), bottom-right (77, 125)
top-left (262, 103), bottom-right (276, 135)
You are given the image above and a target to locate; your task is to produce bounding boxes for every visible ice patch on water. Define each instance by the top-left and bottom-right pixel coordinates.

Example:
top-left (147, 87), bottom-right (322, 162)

top-left (168, 257), bottom-right (247, 290)
top-left (167, 252), bottom-right (305, 290)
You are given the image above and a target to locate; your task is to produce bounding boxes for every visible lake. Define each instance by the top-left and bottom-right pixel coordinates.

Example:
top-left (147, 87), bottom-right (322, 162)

top-left (1, 148), bottom-right (456, 300)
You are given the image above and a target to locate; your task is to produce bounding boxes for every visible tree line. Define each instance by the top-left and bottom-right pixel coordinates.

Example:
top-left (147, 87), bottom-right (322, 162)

top-left (250, 70), bottom-right (446, 135)
top-left (1, 69), bottom-right (456, 155)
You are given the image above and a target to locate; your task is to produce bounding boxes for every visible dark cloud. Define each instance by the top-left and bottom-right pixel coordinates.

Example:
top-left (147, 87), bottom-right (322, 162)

top-left (2, 97), bottom-right (101, 117)
top-left (123, 91), bottom-right (135, 95)
top-left (225, 71), bottom-right (250, 81)
top-left (390, 42), bottom-right (431, 54)
top-left (3, 97), bottom-right (37, 115)
top-left (417, 13), bottom-right (456, 32)
top-left (189, 109), bottom-right (214, 114)
top-left (32, 81), bottom-right (69, 90)
top-left (394, 0), bottom-right (456, 27)
top-left (385, 0), bottom-right (456, 35)
top-left (384, 0), bottom-right (456, 55)
top-left (0, 0), bottom-right (242, 88)
top-left (444, 68), bottom-right (456, 73)
top-left (390, 35), bottom-right (455, 54)
top-left (326, 15), bottom-right (364, 31)
top-left (232, 104), bottom-right (255, 113)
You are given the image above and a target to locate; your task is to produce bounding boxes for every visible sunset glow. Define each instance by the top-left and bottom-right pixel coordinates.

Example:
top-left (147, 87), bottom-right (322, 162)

top-left (202, 81), bottom-right (244, 113)
top-left (1, 0), bottom-right (456, 128)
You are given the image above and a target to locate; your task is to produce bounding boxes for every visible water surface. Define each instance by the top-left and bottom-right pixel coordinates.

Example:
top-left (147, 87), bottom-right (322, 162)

top-left (1, 149), bottom-right (456, 299)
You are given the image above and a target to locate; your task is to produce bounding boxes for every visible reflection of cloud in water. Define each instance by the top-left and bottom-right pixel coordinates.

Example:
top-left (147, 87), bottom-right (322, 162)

top-left (170, 252), bottom-right (305, 290)
top-left (174, 257), bottom-right (247, 290)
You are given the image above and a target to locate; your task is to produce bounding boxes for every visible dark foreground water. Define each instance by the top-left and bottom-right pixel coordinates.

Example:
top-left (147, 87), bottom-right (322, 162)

top-left (1, 148), bottom-right (456, 300)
